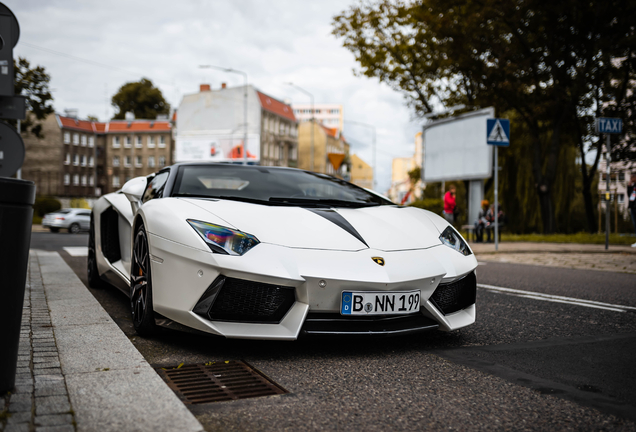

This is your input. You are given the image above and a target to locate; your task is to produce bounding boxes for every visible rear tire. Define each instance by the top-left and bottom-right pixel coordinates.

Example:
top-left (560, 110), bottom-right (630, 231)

top-left (69, 223), bottom-right (80, 234)
top-left (130, 225), bottom-right (157, 337)
top-left (87, 216), bottom-right (105, 289)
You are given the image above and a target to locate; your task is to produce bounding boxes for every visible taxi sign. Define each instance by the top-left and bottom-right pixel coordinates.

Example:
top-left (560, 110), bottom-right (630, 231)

top-left (595, 118), bottom-right (622, 134)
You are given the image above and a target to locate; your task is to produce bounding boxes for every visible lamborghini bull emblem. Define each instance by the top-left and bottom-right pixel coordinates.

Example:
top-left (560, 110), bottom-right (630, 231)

top-left (372, 257), bottom-right (385, 266)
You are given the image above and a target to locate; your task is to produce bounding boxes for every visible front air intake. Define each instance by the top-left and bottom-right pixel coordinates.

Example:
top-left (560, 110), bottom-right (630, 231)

top-left (194, 277), bottom-right (295, 324)
top-left (429, 271), bottom-right (476, 315)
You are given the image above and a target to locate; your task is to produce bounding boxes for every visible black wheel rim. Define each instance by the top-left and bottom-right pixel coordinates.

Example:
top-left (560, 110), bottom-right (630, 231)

top-left (131, 229), bottom-right (149, 327)
top-left (71, 224), bottom-right (79, 233)
top-left (87, 218), bottom-right (96, 280)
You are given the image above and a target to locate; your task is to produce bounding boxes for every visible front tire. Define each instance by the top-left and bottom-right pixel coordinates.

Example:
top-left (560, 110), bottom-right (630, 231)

top-left (69, 223), bottom-right (80, 234)
top-left (130, 225), bottom-right (157, 337)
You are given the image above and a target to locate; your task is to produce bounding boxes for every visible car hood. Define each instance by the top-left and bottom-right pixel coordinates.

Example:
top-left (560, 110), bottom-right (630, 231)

top-left (180, 198), bottom-right (444, 252)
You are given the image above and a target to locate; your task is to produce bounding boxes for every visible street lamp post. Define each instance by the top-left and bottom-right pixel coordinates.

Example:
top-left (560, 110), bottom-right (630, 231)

top-left (199, 65), bottom-right (248, 165)
top-left (285, 83), bottom-right (314, 171)
top-left (345, 120), bottom-right (376, 190)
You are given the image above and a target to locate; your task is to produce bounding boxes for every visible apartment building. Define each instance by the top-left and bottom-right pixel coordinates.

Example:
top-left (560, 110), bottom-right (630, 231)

top-left (292, 104), bottom-right (344, 134)
top-left (20, 113), bottom-right (173, 198)
top-left (297, 122), bottom-right (349, 178)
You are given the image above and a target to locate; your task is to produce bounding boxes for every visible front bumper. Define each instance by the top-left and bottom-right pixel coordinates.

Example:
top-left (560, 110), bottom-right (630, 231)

top-left (147, 233), bottom-right (478, 340)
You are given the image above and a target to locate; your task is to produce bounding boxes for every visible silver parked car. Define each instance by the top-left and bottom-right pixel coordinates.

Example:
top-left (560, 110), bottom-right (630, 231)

top-left (42, 208), bottom-right (91, 233)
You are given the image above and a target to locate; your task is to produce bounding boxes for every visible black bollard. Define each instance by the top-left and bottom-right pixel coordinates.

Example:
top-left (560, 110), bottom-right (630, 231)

top-left (0, 177), bottom-right (35, 394)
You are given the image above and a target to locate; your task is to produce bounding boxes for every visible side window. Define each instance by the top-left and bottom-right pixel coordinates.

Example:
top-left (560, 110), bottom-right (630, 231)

top-left (142, 171), bottom-right (169, 203)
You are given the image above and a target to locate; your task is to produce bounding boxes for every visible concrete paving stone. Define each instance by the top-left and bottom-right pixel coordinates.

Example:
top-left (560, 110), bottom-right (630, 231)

top-left (8, 400), bottom-right (32, 414)
top-left (35, 384), bottom-right (68, 398)
top-left (14, 375), bottom-right (33, 385)
top-left (33, 354), bottom-right (59, 361)
top-left (35, 425), bottom-right (75, 432)
top-left (15, 367), bottom-right (30, 375)
top-left (31, 333), bottom-right (54, 340)
top-left (34, 414), bottom-right (73, 427)
top-left (6, 411), bottom-right (31, 424)
top-left (4, 423), bottom-right (30, 432)
top-left (16, 361), bottom-right (30, 368)
top-left (33, 368), bottom-right (62, 376)
top-left (17, 355), bottom-right (30, 361)
top-left (34, 361), bottom-right (61, 370)
top-left (53, 324), bottom-right (147, 374)
top-left (13, 384), bottom-right (34, 394)
top-left (66, 368), bottom-right (203, 432)
top-left (35, 375), bottom-right (64, 384)
top-left (35, 396), bottom-right (71, 416)
top-left (7, 394), bottom-right (31, 405)
top-left (44, 284), bottom-right (95, 303)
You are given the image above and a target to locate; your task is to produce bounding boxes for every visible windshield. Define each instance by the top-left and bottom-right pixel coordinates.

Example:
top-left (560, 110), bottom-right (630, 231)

top-left (171, 165), bottom-right (392, 207)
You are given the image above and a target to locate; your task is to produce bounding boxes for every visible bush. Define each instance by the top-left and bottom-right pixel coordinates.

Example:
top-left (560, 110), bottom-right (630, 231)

top-left (34, 196), bottom-right (62, 218)
top-left (409, 198), bottom-right (443, 216)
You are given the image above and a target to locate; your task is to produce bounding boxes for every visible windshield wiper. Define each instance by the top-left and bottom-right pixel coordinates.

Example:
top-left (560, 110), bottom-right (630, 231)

top-left (268, 197), bottom-right (380, 208)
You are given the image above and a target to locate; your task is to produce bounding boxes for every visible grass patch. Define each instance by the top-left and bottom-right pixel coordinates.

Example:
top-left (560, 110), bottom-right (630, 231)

top-left (462, 232), bottom-right (636, 245)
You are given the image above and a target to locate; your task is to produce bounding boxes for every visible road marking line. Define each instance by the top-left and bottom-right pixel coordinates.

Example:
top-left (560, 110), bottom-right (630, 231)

top-left (477, 283), bottom-right (636, 313)
top-left (63, 246), bottom-right (88, 257)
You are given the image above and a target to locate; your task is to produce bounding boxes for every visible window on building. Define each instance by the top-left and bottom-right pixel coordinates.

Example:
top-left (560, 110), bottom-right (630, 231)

top-left (618, 194), bottom-right (625, 204)
top-left (89, 175), bottom-right (94, 186)
top-left (73, 174), bottom-right (79, 185)
top-left (64, 174), bottom-right (70, 185)
top-left (148, 156), bottom-right (155, 168)
top-left (89, 156), bottom-right (94, 167)
top-left (125, 136), bottom-right (132, 148)
top-left (64, 154), bottom-right (70, 165)
top-left (125, 156), bottom-right (132, 167)
top-left (148, 136), bottom-right (155, 148)
top-left (73, 134), bottom-right (79, 145)
top-left (88, 136), bottom-right (94, 147)
top-left (159, 156), bottom-right (166, 167)
top-left (113, 156), bottom-right (120, 167)
top-left (73, 155), bottom-right (79, 166)
top-left (136, 136), bottom-right (143, 148)
top-left (64, 132), bottom-right (70, 144)
top-left (81, 135), bottom-right (87, 146)
top-left (159, 135), bottom-right (166, 147)
top-left (135, 155), bottom-right (143, 167)
top-left (619, 172), bottom-right (625, 181)
top-left (113, 136), bottom-right (120, 148)
top-left (81, 155), bottom-right (86, 166)
top-left (113, 176), bottom-right (120, 187)
top-left (81, 175), bottom-right (87, 186)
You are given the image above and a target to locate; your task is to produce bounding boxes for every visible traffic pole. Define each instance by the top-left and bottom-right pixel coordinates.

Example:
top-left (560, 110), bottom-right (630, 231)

top-left (494, 146), bottom-right (499, 251)
top-left (605, 134), bottom-right (611, 250)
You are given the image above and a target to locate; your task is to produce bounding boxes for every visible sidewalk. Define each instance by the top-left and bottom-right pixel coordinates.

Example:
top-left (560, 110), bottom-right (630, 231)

top-left (0, 251), bottom-right (203, 432)
top-left (471, 241), bottom-right (636, 274)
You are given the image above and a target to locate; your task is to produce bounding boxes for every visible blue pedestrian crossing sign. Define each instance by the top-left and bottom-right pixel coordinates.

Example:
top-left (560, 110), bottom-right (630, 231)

top-left (487, 118), bottom-right (510, 146)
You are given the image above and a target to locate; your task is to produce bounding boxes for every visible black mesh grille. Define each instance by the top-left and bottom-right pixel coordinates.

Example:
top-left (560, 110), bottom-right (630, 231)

top-left (430, 271), bottom-right (476, 315)
top-left (100, 207), bottom-right (121, 263)
top-left (208, 278), bottom-right (295, 323)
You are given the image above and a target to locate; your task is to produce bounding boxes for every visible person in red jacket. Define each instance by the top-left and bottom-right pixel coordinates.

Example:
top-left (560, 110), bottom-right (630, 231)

top-left (443, 185), bottom-right (456, 223)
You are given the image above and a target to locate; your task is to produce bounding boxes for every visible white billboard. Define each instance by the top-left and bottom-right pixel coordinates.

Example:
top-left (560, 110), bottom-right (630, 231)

top-left (423, 108), bottom-right (494, 182)
top-left (175, 133), bottom-right (261, 163)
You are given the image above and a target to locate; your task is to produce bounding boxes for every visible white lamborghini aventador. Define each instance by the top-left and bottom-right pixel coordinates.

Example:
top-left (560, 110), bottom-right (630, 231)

top-left (88, 163), bottom-right (477, 339)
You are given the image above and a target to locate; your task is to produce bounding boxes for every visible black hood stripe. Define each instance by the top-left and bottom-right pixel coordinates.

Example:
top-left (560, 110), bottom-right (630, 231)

top-left (305, 208), bottom-right (369, 248)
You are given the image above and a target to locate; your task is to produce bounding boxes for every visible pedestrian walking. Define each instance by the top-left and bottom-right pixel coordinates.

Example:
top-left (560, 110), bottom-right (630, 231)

top-left (628, 172), bottom-right (636, 247)
top-left (474, 200), bottom-right (490, 242)
top-left (443, 185), bottom-right (456, 223)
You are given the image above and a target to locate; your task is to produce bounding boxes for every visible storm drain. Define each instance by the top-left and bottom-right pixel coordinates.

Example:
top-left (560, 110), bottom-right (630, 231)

top-left (155, 360), bottom-right (287, 404)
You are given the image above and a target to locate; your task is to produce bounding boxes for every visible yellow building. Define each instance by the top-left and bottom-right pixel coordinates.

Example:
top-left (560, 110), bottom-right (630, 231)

top-left (350, 154), bottom-right (373, 189)
top-left (387, 132), bottom-right (423, 204)
top-left (297, 121), bottom-right (349, 178)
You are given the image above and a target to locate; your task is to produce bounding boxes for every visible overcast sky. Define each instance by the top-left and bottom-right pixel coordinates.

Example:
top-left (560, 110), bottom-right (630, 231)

top-left (9, 0), bottom-right (423, 193)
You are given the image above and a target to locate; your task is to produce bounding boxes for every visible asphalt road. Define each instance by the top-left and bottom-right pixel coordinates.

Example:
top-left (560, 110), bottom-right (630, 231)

top-left (33, 232), bottom-right (636, 431)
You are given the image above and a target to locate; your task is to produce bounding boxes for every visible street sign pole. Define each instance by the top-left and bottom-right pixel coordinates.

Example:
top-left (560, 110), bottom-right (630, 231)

top-left (605, 134), bottom-right (611, 250)
top-left (494, 146), bottom-right (499, 251)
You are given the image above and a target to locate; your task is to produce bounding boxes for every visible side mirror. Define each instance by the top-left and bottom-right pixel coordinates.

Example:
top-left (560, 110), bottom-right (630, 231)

top-left (121, 177), bottom-right (147, 213)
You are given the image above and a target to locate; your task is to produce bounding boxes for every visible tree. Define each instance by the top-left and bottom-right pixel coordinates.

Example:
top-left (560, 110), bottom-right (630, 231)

top-left (333, 0), bottom-right (635, 233)
top-left (13, 57), bottom-right (54, 138)
top-left (111, 78), bottom-right (170, 120)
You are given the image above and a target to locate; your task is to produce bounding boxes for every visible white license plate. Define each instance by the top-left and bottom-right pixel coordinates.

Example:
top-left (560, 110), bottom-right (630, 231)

top-left (340, 290), bottom-right (421, 315)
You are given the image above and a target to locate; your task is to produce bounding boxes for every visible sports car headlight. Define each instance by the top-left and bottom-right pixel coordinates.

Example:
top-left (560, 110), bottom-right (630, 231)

top-left (439, 226), bottom-right (472, 256)
top-left (187, 220), bottom-right (260, 256)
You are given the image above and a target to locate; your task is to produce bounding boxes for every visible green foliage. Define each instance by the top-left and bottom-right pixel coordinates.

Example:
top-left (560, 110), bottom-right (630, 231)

top-left (70, 198), bottom-right (90, 209)
top-left (87, 115), bottom-right (99, 121)
top-left (409, 198), bottom-right (443, 216)
top-left (111, 78), bottom-right (170, 120)
top-left (34, 196), bottom-right (61, 218)
top-left (498, 233), bottom-right (636, 246)
top-left (12, 57), bottom-right (54, 138)
top-left (333, 0), bottom-right (636, 233)
top-left (407, 166), bottom-right (420, 185)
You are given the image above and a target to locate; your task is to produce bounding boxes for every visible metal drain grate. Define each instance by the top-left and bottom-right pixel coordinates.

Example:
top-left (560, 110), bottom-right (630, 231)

top-left (156, 360), bottom-right (287, 404)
